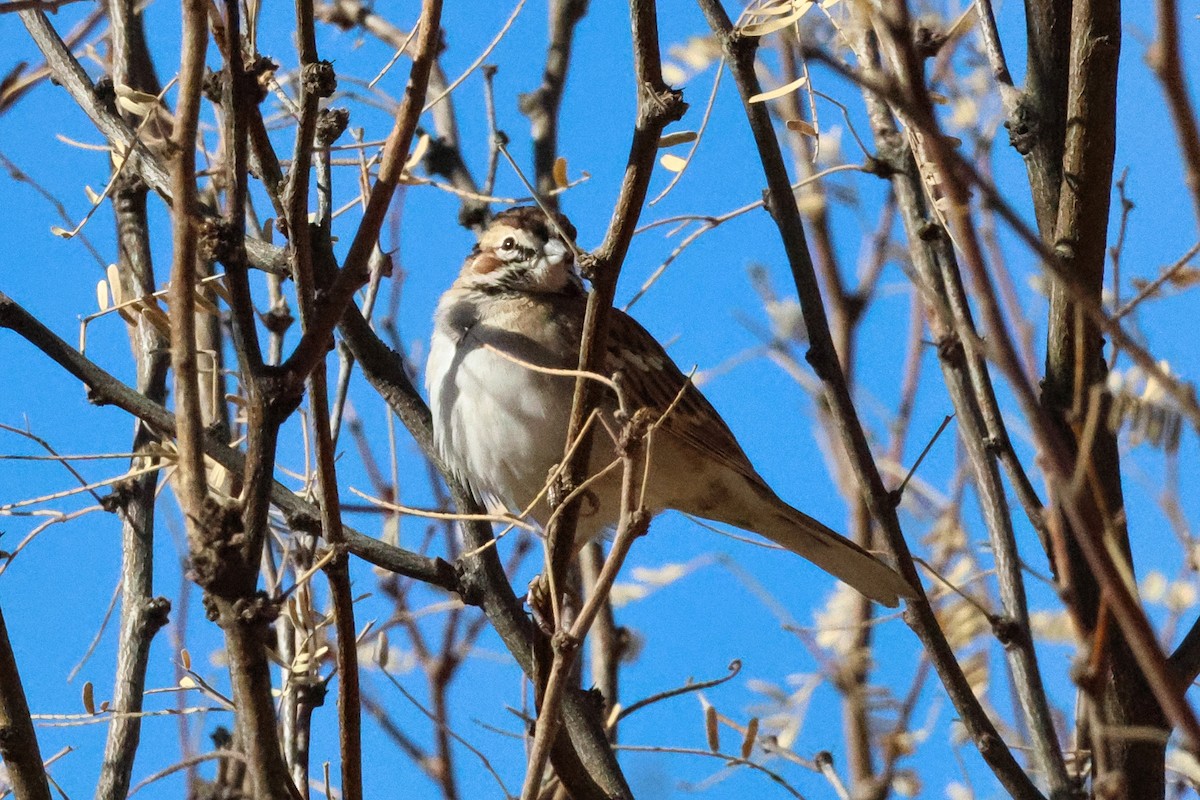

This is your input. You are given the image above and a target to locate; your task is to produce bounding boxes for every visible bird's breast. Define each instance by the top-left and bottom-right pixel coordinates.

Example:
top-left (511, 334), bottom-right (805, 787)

top-left (427, 294), bottom-right (580, 510)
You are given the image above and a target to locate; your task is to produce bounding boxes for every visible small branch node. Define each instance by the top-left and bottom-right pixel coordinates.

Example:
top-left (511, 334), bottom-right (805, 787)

top-left (301, 60), bottom-right (337, 98)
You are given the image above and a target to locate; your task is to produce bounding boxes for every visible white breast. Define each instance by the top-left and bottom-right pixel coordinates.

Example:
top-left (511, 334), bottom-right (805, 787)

top-left (426, 294), bottom-right (575, 513)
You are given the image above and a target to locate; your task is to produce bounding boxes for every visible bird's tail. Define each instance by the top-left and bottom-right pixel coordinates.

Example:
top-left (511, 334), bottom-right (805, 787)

top-left (700, 483), bottom-right (916, 607)
top-left (753, 503), bottom-right (915, 607)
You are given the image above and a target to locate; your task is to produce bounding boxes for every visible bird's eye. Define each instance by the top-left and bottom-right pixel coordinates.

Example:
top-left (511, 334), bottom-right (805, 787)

top-left (500, 237), bottom-right (517, 251)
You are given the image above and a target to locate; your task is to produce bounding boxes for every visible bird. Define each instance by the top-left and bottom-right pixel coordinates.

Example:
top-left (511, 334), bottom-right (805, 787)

top-left (425, 206), bottom-right (916, 607)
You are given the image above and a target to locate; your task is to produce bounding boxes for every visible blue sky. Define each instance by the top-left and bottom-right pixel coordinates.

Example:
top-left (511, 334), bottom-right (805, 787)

top-left (1, 1), bottom-right (1199, 798)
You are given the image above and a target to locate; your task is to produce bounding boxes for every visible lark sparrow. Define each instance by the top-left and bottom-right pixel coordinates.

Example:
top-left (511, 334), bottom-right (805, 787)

top-left (426, 207), bottom-right (914, 607)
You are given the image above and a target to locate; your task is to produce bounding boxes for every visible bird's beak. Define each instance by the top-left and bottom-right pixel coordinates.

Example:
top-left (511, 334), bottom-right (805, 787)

top-left (543, 237), bottom-right (570, 267)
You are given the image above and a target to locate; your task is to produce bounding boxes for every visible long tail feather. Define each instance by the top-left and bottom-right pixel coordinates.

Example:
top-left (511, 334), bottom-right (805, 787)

top-left (753, 505), bottom-right (916, 608)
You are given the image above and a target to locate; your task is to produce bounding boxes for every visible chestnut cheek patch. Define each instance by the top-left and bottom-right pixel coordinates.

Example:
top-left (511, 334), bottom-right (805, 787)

top-left (470, 253), bottom-right (503, 275)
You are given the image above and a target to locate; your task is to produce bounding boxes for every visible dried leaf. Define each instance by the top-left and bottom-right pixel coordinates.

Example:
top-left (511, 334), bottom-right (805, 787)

top-left (749, 75), bottom-right (808, 104)
top-left (704, 703), bottom-right (719, 752)
top-left (107, 264), bottom-right (124, 306)
top-left (659, 153), bottom-right (688, 173)
top-left (1166, 749), bottom-right (1200, 783)
top-left (658, 131), bottom-right (698, 147)
top-left (1142, 570), bottom-right (1169, 603)
top-left (404, 134), bottom-right (430, 172)
top-left (50, 225), bottom-right (72, 239)
top-left (193, 287), bottom-right (220, 316)
top-left (629, 563), bottom-right (689, 586)
top-left (951, 98), bottom-right (978, 128)
top-left (377, 630), bottom-right (390, 669)
top-left (945, 6), bottom-right (978, 42)
top-left (180, 648), bottom-right (192, 670)
top-left (552, 156), bottom-right (569, 189)
top-left (609, 582), bottom-right (650, 606)
top-left (892, 770), bottom-right (922, 797)
top-left (96, 280), bottom-right (110, 312)
top-left (740, 718), bottom-right (759, 759)
top-left (84, 185), bottom-right (101, 205)
top-left (669, 36), bottom-right (720, 72)
top-left (1167, 581), bottom-right (1197, 612)
top-left (179, 676), bottom-right (197, 689)
top-left (141, 304), bottom-right (172, 337)
top-left (796, 192), bottom-right (826, 216)
top-left (662, 62), bottom-right (688, 85)
top-left (114, 84), bottom-right (161, 117)
top-left (1028, 610), bottom-right (1074, 642)
top-left (207, 278), bottom-right (233, 304)
top-left (786, 119), bottom-right (818, 137)
top-left (741, 2), bottom-right (813, 37)
top-left (749, 1), bottom-right (803, 16)
top-left (83, 681), bottom-right (95, 715)
top-left (960, 650), bottom-right (990, 696)
top-left (1169, 266), bottom-right (1200, 288)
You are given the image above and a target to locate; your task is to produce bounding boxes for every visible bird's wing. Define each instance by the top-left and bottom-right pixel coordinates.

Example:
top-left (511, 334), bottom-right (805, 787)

top-left (602, 308), bottom-right (772, 490)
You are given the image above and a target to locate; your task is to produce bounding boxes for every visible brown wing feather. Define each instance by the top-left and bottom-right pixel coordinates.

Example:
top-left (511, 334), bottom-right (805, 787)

top-left (603, 309), bottom-right (772, 490)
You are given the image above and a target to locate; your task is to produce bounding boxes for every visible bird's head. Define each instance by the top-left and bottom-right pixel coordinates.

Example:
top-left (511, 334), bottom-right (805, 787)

top-left (457, 206), bottom-right (581, 294)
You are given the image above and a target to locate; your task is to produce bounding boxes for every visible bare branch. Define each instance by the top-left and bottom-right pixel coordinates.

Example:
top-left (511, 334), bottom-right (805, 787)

top-left (0, 604), bottom-right (51, 800)
top-left (695, 3), bottom-right (1045, 797)
top-left (1152, 0), bottom-right (1200, 232)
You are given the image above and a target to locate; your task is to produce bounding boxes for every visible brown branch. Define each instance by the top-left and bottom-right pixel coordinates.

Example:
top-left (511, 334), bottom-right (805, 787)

top-left (165, 4), bottom-right (299, 798)
top-left (1152, 0), bottom-right (1200, 232)
top-left (1170, 615), bottom-right (1200, 685)
top-left (522, 427), bottom-right (649, 800)
top-left (580, 542), bottom-right (621, 730)
top-left (519, 0), bottom-right (590, 205)
top-left (0, 292), bottom-right (458, 593)
top-left (167, 0), bottom-right (208, 558)
top-left (543, 0), bottom-right (686, 607)
top-left (865, 0), bottom-right (1200, 769)
top-left (282, 0), bottom-right (442, 385)
top-left (848, 29), bottom-right (1068, 787)
top-left (1045, 2), bottom-right (1174, 791)
top-left (0, 604), bottom-right (50, 800)
top-left (314, 0), bottom-right (488, 228)
top-left (17, 8), bottom-right (290, 277)
top-left (695, 3), bottom-right (1045, 798)
top-left (773, 38), bottom-right (887, 787)
top-left (286, 2), bottom-right (363, 789)
top-left (0, 0), bottom-right (83, 13)
top-left (1016, 0), bottom-right (1070, 239)
top-left (18, 9), bottom-right (171, 193)
top-left (0, 7), bottom-right (104, 114)
top-left (93, 2), bottom-right (170, 797)
top-left (217, 0), bottom-right (265, 380)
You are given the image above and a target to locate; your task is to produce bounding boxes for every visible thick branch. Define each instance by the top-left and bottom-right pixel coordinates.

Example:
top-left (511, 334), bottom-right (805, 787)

top-left (1019, 0), bottom-right (1071, 238)
top-left (0, 291), bottom-right (457, 592)
top-left (94, 3), bottom-right (170, 797)
top-left (0, 605), bottom-right (50, 800)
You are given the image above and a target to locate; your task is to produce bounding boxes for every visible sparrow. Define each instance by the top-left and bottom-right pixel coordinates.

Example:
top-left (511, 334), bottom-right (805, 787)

top-left (425, 206), bottom-right (915, 607)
